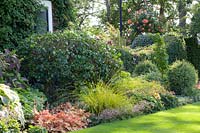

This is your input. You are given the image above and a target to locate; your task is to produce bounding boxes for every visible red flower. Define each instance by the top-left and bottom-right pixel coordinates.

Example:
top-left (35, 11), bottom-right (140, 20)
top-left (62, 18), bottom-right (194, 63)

top-left (142, 19), bottom-right (149, 24)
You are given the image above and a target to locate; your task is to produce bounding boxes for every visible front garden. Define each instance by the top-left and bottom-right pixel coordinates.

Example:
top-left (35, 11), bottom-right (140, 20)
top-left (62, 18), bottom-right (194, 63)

top-left (1, 0), bottom-right (200, 133)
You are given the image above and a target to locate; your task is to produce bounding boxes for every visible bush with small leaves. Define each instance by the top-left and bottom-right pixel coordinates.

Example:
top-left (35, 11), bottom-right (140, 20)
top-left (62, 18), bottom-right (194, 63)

top-left (134, 60), bottom-right (159, 76)
top-left (164, 33), bottom-right (187, 64)
top-left (131, 34), bottom-right (154, 48)
top-left (168, 60), bottom-right (198, 96)
top-left (18, 30), bottom-right (122, 103)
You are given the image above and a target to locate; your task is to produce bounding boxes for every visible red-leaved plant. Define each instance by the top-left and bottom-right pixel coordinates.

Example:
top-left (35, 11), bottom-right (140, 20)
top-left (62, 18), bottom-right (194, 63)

top-left (33, 102), bottom-right (91, 132)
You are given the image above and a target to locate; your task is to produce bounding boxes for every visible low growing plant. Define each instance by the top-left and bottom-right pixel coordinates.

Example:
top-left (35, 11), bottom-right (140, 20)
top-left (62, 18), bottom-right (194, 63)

top-left (14, 88), bottom-right (47, 119)
top-left (33, 102), bottom-right (91, 132)
top-left (79, 81), bottom-right (132, 114)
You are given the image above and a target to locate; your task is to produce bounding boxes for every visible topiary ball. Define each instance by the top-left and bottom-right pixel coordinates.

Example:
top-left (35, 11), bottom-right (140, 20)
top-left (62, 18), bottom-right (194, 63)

top-left (168, 60), bottom-right (198, 96)
top-left (131, 34), bottom-right (154, 48)
top-left (164, 33), bottom-right (187, 64)
top-left (134, 60), bottom-right (159, 76)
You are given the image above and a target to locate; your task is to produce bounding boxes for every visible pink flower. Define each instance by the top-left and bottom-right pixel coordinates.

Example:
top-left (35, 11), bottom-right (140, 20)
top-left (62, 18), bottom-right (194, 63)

top-left (142, 19), bottom-right (149, 24)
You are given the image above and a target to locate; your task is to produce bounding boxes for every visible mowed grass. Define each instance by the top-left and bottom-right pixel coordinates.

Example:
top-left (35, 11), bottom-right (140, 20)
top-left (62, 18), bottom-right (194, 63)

top-left (74, 102), bottom-right (200, 133)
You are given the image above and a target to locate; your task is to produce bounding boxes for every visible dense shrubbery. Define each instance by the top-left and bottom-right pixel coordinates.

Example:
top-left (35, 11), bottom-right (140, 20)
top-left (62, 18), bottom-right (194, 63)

top-left (116, 47), bottom-right (136, 73)
top-left (0, 0), bottom-right (42, 50)
top-left (131, 34), bottom-right (154, 48)
top-left (33, 102), bottom-right (91, 132)
top-left (15, 88), bottom-right (47, 119)
top-left (186, 37), bottom-right (200, 76)
top-left (134, 60), bottom-right (159, 76)
top-left (0, 50), bottom-right (28, 88)
top-left (168, 60), bottom-right (198, 96)
top-left (18, 30), bottom-right (122, 102)
top-left (116, 45), bottom-right (155, 74)
top-left (164, 33), bottom-right (187, 64)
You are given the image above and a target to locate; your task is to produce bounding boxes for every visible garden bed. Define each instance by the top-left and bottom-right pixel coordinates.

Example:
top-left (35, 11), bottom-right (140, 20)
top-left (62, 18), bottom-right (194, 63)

top-left (74, 102), bottom-right (200, 133)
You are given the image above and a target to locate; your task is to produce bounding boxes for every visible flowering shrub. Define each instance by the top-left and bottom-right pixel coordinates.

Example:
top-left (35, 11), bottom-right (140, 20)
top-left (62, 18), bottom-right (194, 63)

top-left (127, 0), bottom-right (163, 35)
top-left (33, 102), bottom-right (91, 132)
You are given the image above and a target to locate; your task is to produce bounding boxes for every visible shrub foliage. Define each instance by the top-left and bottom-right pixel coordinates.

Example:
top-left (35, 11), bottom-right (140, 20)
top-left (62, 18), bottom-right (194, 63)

top-left (164, 33), bottom-right (187, 64)
top-left (168, 60), bottom-right (198, 96)
top-left (131, 34), bottom-right (154, 48)
top-left (0, 0), bottom-right (42, 50)
top-left (18, 30), bottom-right (122, 102)
top-left (33, 102), bottom-right (91, 132)
top-left (134, 60), bottom-right (159, 76)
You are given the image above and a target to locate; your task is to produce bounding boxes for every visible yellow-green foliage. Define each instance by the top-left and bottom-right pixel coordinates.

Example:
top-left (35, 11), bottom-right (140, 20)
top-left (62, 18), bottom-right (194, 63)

top-left (113, 77), bottom-right (164, 92)
top-left (79, 81), bottom-right (131, 114)
top-left (112, 77), bottom-right (166, 103)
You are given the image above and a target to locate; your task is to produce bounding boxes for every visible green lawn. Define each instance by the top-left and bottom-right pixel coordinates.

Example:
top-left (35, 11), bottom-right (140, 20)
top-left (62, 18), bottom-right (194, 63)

top-left (74, 102), bottom-right (200, 133)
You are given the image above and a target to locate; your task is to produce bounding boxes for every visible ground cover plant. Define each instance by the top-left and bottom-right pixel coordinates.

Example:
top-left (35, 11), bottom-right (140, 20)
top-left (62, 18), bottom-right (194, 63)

top-left (74, 102), bottom-right (200, 133)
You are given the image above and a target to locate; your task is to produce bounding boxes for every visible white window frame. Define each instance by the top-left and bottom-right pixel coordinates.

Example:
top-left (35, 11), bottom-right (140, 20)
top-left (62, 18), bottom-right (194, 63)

top-left (41, 0), bottom-right (53, 32)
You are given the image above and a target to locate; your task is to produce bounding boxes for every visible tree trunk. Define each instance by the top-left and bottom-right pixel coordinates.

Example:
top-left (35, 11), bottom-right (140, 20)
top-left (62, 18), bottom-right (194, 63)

top-left (159, 0), bottom-right (165, 23)
top-left (105, 0), bottom-right (111, 22)
top-left (178, 0), bottom-right (187, 28)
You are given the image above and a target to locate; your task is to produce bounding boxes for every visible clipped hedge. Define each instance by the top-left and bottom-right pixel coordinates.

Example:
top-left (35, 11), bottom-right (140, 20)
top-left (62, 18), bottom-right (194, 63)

top-left (168, 60), bottom-right (198, 96)
top-left (17, 30), bottom-right (122, 102)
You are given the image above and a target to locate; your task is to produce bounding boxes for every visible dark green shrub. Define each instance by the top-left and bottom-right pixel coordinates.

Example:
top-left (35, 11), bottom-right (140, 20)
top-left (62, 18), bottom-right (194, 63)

top-left (160, 93), bottom-right (179, 109)
top-left (186, 37), bottom-right (200, 76)
top-left (17, 30), bottom-right (122, 102)
top-left (50, 0), bottom-right (76, 30)
top-left (134, 60), bottom-right (159, 76)
top-left (116, 47), bottom-right (136, 73)
top-left (0, 0), bottom-right (42, 50)
top-left (131, 34), bottom-right (154, 48)
top-left (116, 45), bottom-right (155, 74)
top-left (168, 60), bottom-right (198, 96)
top-left (190, 4), bottom-right (200, 35)
top-left (164, 33), bottom-right (187, 64)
